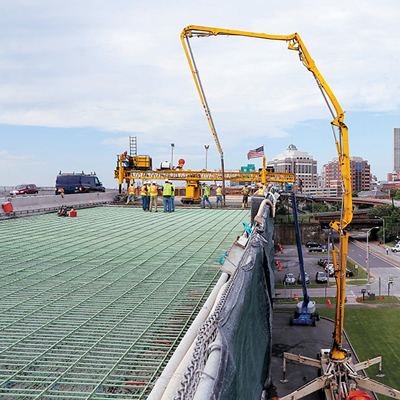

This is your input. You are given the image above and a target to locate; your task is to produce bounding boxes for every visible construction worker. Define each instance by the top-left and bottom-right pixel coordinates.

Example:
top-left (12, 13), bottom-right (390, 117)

top-left (162, 179), bottom-right (172, 213)
top-left (216, 185), bottom-right (223, 208)
top-left (202, 183), bottom-right (212, 209)
top-left (256, 182), bottom-right (266, 196)
top-left (149, 181), bottom-right (158, 212)
top-left (140, 182), bottom-right (149, 211)
top-left (126, 184), bottom-right (136, 204)
top-left (241, 185), bottom-right (249, 208)
top-left (170, 182), bottom-right (175, 212)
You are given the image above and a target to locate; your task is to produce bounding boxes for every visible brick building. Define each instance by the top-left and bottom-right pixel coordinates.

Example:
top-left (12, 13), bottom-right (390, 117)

top-left (322, 156), bottom-right (371, 194)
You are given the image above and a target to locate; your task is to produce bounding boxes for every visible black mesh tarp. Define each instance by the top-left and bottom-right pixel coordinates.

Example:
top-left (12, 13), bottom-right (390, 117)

top-left (210, 202), bottom-right (275, 400)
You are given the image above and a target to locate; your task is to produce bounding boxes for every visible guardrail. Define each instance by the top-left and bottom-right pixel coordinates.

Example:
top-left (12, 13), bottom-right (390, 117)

top-left (0, 192), bottom-right (117, 219)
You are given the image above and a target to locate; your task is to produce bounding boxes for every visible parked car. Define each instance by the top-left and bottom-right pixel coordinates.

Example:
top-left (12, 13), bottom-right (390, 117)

top-left (55, 173), bottom-right (105, 195)
top-left (306, 241), bottom-right (321, 248)
top-left (316, 271), bottom-right (328, 284)
top-left (324, 265), bottom-right (353, 278)
top-left (10, 184), bottom-right (38, 195)
top-left (309, 247), bottom-right (323, 253)
top-left (284, 273), bottom-right (296, 285)
top-left (346, 268), bottom-right (354, 277)
top-left (297, 272), bottom-right (310, 284)
top-left (325, 264), bottom-right (334, 276)
top-left (318, 258), bottom-right (328, 266)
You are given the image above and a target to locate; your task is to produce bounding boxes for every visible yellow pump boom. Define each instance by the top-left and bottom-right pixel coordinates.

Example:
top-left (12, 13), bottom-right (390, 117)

top-left (181, 26), bottom-right (353, 359)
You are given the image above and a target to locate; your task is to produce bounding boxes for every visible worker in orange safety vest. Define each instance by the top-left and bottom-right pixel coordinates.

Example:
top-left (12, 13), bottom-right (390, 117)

top-left (149, 181), bottom-right (159, 212)
top-left (126, 184), bottom-right (136, 204)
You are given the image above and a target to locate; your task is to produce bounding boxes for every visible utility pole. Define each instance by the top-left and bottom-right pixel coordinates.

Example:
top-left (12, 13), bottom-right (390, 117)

top-left (171, 143), bottom-right (175, 168)
top-left (204, 145), bottom-right (209, 170)
top-left (366, 226), bottom-right (379, 287)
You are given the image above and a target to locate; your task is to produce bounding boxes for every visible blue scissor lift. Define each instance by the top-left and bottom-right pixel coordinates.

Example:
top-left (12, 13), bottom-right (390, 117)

top-left (290, 192), bottom-right (320, 326)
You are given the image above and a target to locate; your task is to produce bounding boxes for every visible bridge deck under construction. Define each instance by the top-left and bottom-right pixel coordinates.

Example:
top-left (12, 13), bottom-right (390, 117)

top-left (0, 207), bottom-right (249, 399)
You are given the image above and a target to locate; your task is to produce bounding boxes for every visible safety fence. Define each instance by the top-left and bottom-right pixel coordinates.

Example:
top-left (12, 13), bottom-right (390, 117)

top-left (165, 200), bottom-right (275, 400)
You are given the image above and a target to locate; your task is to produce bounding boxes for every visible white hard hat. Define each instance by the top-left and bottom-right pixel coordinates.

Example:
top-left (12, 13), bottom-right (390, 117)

top-left (165, 179), bottom-right (169, 182)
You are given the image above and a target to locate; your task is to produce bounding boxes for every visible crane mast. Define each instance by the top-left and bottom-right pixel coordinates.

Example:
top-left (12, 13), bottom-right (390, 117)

top-left (181, 25), bottom-right (353, 360)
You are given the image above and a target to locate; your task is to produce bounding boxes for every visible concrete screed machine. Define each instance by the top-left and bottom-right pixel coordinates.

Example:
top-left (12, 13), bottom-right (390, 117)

top-left (180, 26), bottom-right (400, 400)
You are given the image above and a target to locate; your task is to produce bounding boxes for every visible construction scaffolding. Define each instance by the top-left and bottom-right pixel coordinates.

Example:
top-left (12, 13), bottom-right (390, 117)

top-left (0, 207), bottom-right (249, 399)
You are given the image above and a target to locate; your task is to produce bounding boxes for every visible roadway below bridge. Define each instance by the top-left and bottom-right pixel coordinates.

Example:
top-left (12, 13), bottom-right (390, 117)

top-left (273, 237), bottom-right (400, 305)
top-left (347, 234), bottom-right (400, 297)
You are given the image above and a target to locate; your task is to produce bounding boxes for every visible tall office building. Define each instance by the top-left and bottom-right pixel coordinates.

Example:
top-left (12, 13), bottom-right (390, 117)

top-left (268, 143), bottom-right (318, 188)
top-left (393, 128), bottom-right (400, 170)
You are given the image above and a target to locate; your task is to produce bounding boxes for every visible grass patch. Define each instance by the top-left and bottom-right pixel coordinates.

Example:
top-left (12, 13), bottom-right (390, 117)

top-left (346, 279), bottom-right (368, 286)
top-left (275, 283), bottom-right (333, 289)
top-left (358, 296), bottom-right (399, 304)
top-left (347, 259), bottom-right (368, 279)
top-left (318, 308), bottom-right (400, 394)
top-left (274, 297), bottom-right (335, 305)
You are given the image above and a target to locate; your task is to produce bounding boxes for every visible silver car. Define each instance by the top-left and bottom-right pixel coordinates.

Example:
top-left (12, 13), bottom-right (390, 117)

top-left (284, 273), bottom-right (296, 285)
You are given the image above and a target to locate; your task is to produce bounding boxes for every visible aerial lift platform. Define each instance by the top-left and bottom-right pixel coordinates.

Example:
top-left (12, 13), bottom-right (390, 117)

top-left (290, 192), bottom-right (320, 327)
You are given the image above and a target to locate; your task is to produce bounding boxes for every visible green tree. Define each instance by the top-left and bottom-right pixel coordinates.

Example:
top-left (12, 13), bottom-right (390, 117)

top-left (304, 203), bottom-right (329, 213)
top-left (367, 205), bottom-right (400, 242)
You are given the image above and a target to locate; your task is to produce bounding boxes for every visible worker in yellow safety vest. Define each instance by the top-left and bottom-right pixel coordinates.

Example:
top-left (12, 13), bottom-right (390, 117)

top-left (126, 184), bottom-right (136, 204)
top-left (170, 183), bottom-right (175, 212)
top-left (216, 185), bottom-right (223, 208)
top-left (162, 179), bottom-right (172, 213)
top-left (256, 182), bottom-right (266, 196)
top-left (140, 182), bottom-right (149, 211)
top-left (241, 185), bottom-right (249, 208)
top-left (149, 181), bottom-right (158, 212)
top-left (202, 183), bottom-right (212, 209)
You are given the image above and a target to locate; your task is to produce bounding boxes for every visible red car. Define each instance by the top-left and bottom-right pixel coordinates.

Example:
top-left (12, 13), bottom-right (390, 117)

top-left (10, 184), bottom-right (38, 195)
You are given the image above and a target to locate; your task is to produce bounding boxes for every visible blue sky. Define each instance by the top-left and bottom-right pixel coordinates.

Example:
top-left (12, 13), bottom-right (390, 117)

top-left (1, 0), bottom-right (399, 188)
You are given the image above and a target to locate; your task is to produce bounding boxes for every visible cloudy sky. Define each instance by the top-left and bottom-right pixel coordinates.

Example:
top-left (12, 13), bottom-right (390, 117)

top-left (0, 0), bottom-right (399, 188)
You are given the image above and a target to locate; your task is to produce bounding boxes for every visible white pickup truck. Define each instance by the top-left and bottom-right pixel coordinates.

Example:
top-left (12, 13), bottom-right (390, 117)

top-left (391, 243), bottom-right (400, 252)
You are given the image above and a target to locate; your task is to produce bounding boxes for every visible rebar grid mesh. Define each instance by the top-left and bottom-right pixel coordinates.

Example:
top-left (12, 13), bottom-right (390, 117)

top-left (0, 207), bottom-right (249, 399)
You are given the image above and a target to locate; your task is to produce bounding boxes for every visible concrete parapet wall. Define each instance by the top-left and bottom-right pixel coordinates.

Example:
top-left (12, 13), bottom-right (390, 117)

top-left (0, 192), bottom-right (117, 219)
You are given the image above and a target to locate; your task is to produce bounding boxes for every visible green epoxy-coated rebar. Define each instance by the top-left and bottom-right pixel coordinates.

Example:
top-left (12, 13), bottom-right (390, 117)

top-left (0, 207), bottom-right (249, 399)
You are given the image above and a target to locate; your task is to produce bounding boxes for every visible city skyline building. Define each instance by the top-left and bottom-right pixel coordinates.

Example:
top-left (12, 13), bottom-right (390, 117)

top-left (322, 156), bottom-right (371, 195)
top-left (268, 142), bottom-right (318, 188)
top-left (393, 128), bottom-right (400, 171)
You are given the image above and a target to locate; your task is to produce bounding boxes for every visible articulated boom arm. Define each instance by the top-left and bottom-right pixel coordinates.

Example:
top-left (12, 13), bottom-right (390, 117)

top-left (181, 25), bottom-right (353, 359)
top-left (181, 25), bottom-right (352, 230)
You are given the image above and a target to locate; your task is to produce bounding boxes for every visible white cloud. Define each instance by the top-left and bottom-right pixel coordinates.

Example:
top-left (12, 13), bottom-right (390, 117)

top-left (0, 0), bottom-right (399, 184)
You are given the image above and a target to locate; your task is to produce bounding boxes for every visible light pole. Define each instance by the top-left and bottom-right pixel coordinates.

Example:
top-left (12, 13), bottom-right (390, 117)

top-left (366, 226), bottom-right (379, 286)
top-left (375, 216), bottom-right (385, 246)
top-left (171, 143), bottom-right (175, 168)
top-left (204, 145), bottom-right (209, 170)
